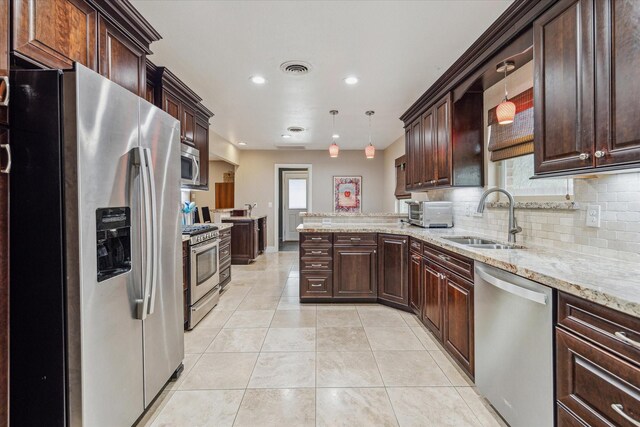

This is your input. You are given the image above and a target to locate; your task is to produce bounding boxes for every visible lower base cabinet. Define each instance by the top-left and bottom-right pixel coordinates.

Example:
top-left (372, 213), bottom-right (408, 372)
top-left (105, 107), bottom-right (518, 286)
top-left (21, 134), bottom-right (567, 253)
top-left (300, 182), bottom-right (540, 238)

top-left (333, 245), bottom-right (377, 299)
top-left (378, 234), bottom-right (409, 306)
top-left (408, 251), bottom-right (422, 315)
top-left (443, 272), bottom-right (474, 377)
top-left (422, 260), bottom-right (445, 341)
top-left (556, 292), bottom-right (640, 426)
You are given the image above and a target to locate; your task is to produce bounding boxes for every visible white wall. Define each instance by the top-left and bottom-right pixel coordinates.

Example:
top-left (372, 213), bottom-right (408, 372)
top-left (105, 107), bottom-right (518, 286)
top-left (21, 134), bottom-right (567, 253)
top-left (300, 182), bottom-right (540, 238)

top-left (209, 130), bottom-right (240, 165)
top-left (383, 135), bottom-right (406, 212)
top-left (234, 149), bottom-right (385, 247)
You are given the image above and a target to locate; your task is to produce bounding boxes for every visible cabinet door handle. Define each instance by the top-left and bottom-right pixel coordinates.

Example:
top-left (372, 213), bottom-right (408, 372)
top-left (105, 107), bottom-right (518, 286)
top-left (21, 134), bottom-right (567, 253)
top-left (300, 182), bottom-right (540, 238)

top-left (611, 404), bottom-right (640, 427)
top-left (594, 150), bottom-right (607, 159)
top-left (310, 283), bottom-right (323, 287)
top-left (1, 144), bottom-right (11, 174)
top-left (0, 76), bottom-right (9, 107)
top-left (614, 331), bottom-right (640, 350)
top-left (579, 152), bottom-right (590, 160)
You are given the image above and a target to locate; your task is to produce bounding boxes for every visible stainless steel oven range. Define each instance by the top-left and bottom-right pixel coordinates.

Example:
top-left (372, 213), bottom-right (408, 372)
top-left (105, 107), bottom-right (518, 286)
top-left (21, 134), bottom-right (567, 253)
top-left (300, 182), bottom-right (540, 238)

top-left (182, 224), bottom-right (220, 329)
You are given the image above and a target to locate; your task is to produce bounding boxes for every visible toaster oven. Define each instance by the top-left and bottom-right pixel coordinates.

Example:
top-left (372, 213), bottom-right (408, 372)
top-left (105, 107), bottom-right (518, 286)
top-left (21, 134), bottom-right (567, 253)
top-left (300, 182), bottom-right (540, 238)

top-left (407, 201), bottom-right (453, 228)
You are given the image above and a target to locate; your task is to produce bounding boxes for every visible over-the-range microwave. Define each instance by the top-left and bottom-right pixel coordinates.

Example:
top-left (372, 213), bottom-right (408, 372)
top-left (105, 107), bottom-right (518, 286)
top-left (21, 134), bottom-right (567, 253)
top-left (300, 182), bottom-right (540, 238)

top-left (406, 201), bottom-right (453, 228)
top-left (181, 143), bottom-right (200, 187)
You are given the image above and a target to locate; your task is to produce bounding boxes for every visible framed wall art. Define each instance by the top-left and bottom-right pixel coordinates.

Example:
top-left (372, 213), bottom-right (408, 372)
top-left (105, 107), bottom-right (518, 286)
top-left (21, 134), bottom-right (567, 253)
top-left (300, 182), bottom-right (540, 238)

top-left (333, 176), bottom-right (361, 213)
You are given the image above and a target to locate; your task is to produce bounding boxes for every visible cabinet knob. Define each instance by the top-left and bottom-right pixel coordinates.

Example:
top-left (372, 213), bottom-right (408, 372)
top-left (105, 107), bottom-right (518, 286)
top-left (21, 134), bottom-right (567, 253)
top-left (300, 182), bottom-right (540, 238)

top-left (431, 180), bottom-right (437, 184)
top-left (579, 153), bottom-right (590, 161)
top-left (0, 144), bottom-right (11, 174)
top-left (594, 150), bottom-right (607, 159)
top-left (0, 76), bottom-right (9, 107)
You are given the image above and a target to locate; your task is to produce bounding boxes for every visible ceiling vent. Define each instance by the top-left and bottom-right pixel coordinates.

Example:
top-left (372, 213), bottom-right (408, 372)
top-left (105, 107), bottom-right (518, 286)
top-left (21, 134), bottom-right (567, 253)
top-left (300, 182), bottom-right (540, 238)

top-left (276, 145), bottom-right (306, 150)
top-left (280, 61), bottom-right (312, 76)
top-left (287, 126), bottom-right (305, 133)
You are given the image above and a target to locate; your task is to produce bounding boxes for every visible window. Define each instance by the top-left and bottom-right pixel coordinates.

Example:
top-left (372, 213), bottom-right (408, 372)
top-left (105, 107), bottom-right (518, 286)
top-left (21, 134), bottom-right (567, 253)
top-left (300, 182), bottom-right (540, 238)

top-left (288, 178), bottom-right (307, 209)
top-left (497, 154), bottom-right (573, 199)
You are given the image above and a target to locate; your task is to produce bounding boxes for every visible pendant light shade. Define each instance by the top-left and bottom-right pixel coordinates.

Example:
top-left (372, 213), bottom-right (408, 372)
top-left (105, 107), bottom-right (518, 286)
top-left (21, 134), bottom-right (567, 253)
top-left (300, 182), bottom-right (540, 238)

top-left (496, 60), bottom-right (516, 125)
top-left (365, 144), bottom-right (375, 159)
top-left (329, 142), bottom-right (340, 158)
top-left (496, 99), bottom-right (516, 124)
top-left (365, 110), bottom-right (375, 159)
top-left (328, 110), bottom-right (340, 158)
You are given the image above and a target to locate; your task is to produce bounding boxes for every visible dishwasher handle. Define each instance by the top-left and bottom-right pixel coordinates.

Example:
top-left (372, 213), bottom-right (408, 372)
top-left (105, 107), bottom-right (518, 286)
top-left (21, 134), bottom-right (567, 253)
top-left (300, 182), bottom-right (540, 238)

top-left (475, 265), bottom-right (548, 305)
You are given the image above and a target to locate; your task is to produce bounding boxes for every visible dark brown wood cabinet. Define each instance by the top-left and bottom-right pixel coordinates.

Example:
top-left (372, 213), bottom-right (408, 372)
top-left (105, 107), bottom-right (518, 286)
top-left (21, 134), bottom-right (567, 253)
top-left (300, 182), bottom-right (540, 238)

top-left (12, 0), bottom-right (98, 70)
top-left (409, 251), bottom-right (422, 315)
top-left (222, 217), bottom-right (264, 265)
top-left (533, 0), bottom-right (595, 175)
top-left (443, 272), bottom-right (474, 377)
top-left (98, 15), bottom-right (145, 97)
top-left (149, 64), bottom-right (213, 190)
top-left (422, 260), bottom-right (445, 341)
top-left (300, 232), bottom-right (333, 300)
top-left (594, 0), bottom-right (640, 168)
top-left (257, 216), bottom-right (267, 254)
top-left (556, 292), bottom-right (640, 427)
top-left (377, 234), bottom-right (409, 306)
top-left (394, 155), bottom-right (410, 199)
top-left (534, 0), bottom-right (640, 176)
top-left (404, 91), bottom-right (482, 190)
top-left (194, 104), bottom-right (212, 190)
top-left (333, 245), bottom-right (377, 300)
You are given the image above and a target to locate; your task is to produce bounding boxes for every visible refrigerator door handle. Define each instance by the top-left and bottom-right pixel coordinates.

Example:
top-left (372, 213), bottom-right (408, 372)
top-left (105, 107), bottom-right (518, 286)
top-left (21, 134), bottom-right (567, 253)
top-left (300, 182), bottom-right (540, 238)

top-left (145, 148), bottom-right (159, 315)
top-left (134, 147), bottom-right (153, 320)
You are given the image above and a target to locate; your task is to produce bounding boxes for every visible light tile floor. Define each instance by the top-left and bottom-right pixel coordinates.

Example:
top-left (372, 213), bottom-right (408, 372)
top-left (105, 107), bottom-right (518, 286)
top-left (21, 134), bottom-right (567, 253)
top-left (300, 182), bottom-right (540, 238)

top-left (137, 252), bottom-right (506, 427)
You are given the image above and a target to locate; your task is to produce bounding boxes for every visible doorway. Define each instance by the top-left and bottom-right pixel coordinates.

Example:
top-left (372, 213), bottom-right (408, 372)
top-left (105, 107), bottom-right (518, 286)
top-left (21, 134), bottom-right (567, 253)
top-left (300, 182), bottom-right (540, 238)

top-left (278, 167), bottom-right (309, 251)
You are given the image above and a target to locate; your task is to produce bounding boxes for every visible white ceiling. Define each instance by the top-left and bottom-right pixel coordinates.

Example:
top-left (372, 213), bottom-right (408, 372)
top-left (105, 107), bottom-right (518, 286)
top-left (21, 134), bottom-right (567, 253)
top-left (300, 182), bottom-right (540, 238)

top-left (133, 0), bottom-right (513, 150)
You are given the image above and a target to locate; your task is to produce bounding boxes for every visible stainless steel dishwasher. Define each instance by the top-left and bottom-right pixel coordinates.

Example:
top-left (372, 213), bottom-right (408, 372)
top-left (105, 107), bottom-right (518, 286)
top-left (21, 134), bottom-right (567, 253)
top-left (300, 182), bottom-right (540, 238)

top-left (474, 262), bottom-right (555, 427)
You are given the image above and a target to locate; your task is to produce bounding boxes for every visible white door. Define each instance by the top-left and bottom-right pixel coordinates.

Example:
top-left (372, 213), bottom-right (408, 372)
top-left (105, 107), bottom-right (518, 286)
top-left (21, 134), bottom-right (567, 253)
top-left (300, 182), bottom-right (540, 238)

top-left (282, 171), bottom-right (308, 241)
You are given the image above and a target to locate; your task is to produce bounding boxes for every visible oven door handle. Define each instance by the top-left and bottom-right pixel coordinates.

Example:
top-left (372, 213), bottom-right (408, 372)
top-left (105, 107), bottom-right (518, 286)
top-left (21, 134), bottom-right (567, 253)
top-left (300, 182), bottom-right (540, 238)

top-left (145, 148), bottom-right (159, 316)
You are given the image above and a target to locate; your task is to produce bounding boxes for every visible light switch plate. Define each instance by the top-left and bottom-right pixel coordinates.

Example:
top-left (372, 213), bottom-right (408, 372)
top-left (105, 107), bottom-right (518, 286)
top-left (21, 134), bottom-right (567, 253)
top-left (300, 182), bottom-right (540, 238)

top-left (268, 202), bottom-right (273, 208)
top-left (586, 204), bottom-right (601, 228)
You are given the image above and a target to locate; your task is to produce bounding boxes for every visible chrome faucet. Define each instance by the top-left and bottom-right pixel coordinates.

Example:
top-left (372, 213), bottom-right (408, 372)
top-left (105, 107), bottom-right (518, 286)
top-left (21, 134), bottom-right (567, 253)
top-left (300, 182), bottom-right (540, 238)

top-left (476, 188), bottom-right (522, 244)
top-left (244, 203), bottom-right (256, 217)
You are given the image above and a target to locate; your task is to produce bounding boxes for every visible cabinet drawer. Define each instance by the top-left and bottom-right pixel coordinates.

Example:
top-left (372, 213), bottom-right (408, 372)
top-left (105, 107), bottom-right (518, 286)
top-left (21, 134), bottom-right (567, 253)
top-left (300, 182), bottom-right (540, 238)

top-left (423, 243), bottom-right (473, 281)
top-left (557, 328), bottom-right (640, 427)
top-left (219, 266), bottom-right (231, 284)
top-left (220, 243), bottom-right (231, 261)
top-left (300, 246), bottom-right (332, 258)
top-left (220, 256), bottom-right (231, 272)
top-left (334, 233), bottom-right (377, 246)
top-left (301, 259), bottom-right (332, 271)
top-left (301, 272), bottom-right (332, 297)
top-left (300, 233), bottom-right (333, 246)
top-left (558, 292), bottom-right (640, 367)
top-left (410, 238), bottom-right (423, 253)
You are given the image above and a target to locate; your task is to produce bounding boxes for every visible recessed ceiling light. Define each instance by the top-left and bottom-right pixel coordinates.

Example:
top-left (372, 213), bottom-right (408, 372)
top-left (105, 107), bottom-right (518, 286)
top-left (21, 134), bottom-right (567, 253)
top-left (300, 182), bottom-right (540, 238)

top-left (250, 75), bottom-right (266, 84)
top-left (281, 134), bottom-right (291, 139)
top-left (332, 134), bottom-right (340, 139)
top-left (344, 76), bottom-right (359, 85)
top-left (238, 141), bottom-right (247, 146)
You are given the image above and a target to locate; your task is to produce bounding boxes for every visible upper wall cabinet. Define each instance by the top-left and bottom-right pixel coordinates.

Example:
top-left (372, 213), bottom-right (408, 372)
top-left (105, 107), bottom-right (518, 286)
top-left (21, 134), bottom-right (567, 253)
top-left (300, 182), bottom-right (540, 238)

top-left (534, 0), bottom-right (640, 176)
top-left (148, 64), bottom-right (213, 191)
top-left (13, 0), bottom-right (98, 70)
top-left (404, 92), bottom-right (483, 191)
top-left (12, 0), bottom-right (160, 97)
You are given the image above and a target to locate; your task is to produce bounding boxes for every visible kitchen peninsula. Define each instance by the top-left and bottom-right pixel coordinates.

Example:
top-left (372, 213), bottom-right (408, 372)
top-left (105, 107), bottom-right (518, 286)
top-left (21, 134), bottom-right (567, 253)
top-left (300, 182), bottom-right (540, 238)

top-left (222, 215), bottom-right (268, 264)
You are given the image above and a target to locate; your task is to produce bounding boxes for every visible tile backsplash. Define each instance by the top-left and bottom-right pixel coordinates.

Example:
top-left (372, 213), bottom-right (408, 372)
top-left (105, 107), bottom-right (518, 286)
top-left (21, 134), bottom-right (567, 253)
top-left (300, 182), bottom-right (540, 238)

top-left (428, 172), bottom-right (640, 263)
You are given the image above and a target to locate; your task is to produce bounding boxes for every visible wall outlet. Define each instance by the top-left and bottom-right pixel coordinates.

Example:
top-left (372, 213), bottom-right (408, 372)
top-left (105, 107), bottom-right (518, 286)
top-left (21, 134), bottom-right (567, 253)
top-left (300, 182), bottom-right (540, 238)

top-left (586, 205), bottom-right (601, 228)
top-left (268, 202), bottom-right (273, 208)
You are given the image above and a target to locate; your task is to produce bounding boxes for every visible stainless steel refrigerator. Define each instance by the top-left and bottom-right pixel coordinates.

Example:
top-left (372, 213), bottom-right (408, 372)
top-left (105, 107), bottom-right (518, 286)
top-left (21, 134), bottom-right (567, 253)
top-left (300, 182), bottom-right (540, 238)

top-left (9, 64), bottom-right (184, 426)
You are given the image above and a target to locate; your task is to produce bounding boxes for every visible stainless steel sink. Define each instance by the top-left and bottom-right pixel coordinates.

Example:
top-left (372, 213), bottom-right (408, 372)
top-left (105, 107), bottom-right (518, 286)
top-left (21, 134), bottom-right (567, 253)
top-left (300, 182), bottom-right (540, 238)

top-left (442, 236), bottom-right (525, 250)
top-left (443, 237), bottom-right (498, 245)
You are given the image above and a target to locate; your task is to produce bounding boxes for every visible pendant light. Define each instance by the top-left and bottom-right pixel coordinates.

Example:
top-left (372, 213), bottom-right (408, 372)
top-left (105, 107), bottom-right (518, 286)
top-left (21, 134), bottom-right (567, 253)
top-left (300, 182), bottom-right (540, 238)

top-left (329, 110), bottom-right (340, 158)
top-left (496, 61), bottom-right (516, 125)
top-left (365, 110), bottom-right (375, 159)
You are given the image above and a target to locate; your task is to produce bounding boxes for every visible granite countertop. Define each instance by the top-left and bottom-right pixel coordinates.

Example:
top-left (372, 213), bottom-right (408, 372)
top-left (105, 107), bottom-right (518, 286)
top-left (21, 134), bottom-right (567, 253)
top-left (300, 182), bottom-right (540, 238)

top-left (300, 212), bottom-right (408, 217)
top-left (297, 223), bottom-right (640, 318)
top-left (222, 215), bottom-right (267, 220)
